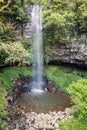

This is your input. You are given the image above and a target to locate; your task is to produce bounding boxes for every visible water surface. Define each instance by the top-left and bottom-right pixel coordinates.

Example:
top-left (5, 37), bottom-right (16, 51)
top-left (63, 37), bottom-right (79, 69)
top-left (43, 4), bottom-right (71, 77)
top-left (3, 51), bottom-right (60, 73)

top-left (17, 92), bottom-right (72, 113)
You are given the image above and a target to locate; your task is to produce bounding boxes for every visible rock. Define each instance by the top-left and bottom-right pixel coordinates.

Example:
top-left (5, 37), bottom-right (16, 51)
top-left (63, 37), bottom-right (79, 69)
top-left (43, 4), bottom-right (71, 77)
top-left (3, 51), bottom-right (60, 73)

top-left (65, 108), bottom-right (72, 115)
top-left (48, 39), bottom-right (87, 67)
top-left (7, 95), bottom-right (14, 105)
top-left (55, 123), bottom-right (59, 128)
top-left (8, 107), bottom-right (73, 130)
top-left (27, 127), bottom-right (35, 130)
top-left (11, 75), bottom-right (62, 103)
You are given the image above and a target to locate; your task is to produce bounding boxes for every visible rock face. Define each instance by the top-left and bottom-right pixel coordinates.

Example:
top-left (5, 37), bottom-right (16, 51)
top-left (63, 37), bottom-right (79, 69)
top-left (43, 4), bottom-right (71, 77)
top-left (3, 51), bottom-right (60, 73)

top-left (47, 38), bottom-right (87, 67)
top-left (16, 5), bottom-right (32, 41)
top-left (22, 6), bottom-right (87, 68)
top-left (23, 5), bottom-right (32, 39)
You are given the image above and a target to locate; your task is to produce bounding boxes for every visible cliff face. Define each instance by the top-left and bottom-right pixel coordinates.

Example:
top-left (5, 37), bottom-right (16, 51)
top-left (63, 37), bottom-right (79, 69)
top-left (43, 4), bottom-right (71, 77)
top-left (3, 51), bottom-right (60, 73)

top-left (23, 6), bottom-right (87, 68)
top-left (47, 38), bottom-right (87, 67)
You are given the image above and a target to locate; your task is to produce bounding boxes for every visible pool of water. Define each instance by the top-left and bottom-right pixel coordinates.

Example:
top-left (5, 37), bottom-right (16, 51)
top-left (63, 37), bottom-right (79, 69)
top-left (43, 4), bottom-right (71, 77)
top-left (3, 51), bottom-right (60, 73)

top-left (16, 92), bottom-right (73, 113)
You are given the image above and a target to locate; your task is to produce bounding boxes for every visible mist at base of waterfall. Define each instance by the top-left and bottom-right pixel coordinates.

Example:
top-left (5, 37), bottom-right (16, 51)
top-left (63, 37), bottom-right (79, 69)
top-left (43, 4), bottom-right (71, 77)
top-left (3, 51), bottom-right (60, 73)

top-left (31, 81), bottom-right (47, 93)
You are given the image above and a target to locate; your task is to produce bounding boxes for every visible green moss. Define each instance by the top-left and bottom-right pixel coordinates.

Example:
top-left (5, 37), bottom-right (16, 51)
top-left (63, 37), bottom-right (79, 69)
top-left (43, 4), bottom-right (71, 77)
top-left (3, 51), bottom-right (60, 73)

top-left (0, 65), bottom-right (87, 93)
top-left (45, 65), bottom-right (87, 92)
top-left (0, 66), bottom-right (32, 91)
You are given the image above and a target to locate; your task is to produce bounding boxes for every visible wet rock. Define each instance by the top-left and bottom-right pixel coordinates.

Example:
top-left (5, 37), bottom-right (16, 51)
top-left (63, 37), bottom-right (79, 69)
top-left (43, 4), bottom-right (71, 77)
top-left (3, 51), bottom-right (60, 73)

top-left (7, 96), bottom-right (14, 105)
top-left (47, 81), bottom-right (59, 93)
top-left (11, 75), bottom-right (62, 101)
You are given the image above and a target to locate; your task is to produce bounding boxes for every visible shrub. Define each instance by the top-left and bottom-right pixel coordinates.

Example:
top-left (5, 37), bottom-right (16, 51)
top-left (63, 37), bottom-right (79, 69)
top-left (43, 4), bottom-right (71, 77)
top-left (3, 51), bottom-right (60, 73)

top-left (0, 81), bottom-right (8, 130)
top-left (58, 78), bottom-right (87, 130)
top-left (0, 41), bottom-right (31, 65)
top-left (45, 66), bottom-right (80, 92)
top-left (67, 79), bottom-right (87, 121)
top-left (0, 51), bottom-right (8, 67)
top-left (59, 118), bottom-right (87, 130)
top-left (0, 66), bottom-right (32, 91)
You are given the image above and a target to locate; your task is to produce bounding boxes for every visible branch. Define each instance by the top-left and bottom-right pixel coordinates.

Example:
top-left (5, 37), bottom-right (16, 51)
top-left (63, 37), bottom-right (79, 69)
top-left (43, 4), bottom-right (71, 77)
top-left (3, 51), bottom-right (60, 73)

top-left (0, 0), bottom-right (11, 12)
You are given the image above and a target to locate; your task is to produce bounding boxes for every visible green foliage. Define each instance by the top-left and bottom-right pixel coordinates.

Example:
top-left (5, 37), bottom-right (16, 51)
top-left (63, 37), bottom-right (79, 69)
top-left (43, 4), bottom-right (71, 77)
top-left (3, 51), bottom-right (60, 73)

top-left (0, 0), bottom-right (87, 45)
top-left (58, 118), bottom-right (87, 130)
top-left (42, 0), bottom-right (76, 43)
top-left (0, 81), bottom-right (8, 130)
top-left (0, 51), bottom-right (8, 67)
top-left (32, 0), bottom-right (87, 44)
top-left (44, 44), bottom-right (52, 64)
top-left (45, 65), bottom-right (85, 92)
top-left (0, 66), bottom-right (32, 91)
top-left (22, 39), bottom-right (32, 49)
top-left (0, 1), bottom-right (15, 41)
top-left (0, 0), bottom-right (31, 66)
top-left (0, 22), bottom-right (16, 41)
top-left (58, 78), bottom-right (87, 130)
top-left (43, 26), bottom-right (56, 45)
top-left (1, 65), bottom-right (86, 92)
top-left (0, 0), bottom-right (11, 12)
top-left (10, 0), bottom-right (29, 24)
top-left (67, 79), bottom-right (87, 121)
top-left (0, 0), bottom-right (29, 42)
top-left (0, 41), bottom-right (31, 65)
top-left (0, 0), bottom-right (28, 24)
top-left (75, 0), bottom-right (87, 33)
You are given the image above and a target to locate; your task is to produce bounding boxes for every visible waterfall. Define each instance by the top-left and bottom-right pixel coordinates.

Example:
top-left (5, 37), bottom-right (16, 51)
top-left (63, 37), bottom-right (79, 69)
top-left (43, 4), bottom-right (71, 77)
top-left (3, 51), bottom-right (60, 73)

top-left (31, 5), bottom-right (45, 92)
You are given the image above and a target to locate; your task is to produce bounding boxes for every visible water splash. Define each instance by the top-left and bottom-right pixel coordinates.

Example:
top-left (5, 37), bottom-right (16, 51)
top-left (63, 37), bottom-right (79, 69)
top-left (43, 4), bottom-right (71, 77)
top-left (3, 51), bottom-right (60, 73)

top-left (31, 5), bottom-right (45, 92)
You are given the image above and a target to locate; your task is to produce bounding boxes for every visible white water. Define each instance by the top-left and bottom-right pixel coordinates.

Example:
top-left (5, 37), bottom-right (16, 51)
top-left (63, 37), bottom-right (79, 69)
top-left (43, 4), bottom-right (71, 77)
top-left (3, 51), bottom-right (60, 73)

top-left (31, 5), bottom-right (44, 92)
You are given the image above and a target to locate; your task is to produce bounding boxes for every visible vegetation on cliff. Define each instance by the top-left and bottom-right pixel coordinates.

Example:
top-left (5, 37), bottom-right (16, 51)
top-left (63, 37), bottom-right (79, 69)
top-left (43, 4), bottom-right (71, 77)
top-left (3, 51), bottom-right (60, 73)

top-left (0, 0), bottom-right (87, 129)
top-left (31, 0), bottom-right (87, 44)
top-left (0, 0), bottom-right (87, 66)
top-left (0, 0), bottom-right (31, 67)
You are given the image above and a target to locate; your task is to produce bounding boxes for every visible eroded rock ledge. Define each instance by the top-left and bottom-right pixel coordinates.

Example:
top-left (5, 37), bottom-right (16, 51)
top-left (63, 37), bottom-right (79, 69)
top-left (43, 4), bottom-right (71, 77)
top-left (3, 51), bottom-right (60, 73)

top-left (48, 38), bottom-right (87, 67)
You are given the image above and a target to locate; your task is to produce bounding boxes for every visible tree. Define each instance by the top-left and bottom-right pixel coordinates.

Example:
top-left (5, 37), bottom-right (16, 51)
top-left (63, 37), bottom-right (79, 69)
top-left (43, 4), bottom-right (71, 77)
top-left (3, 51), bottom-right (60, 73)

top-left (32, 0), bottom-right (76, 44)
top-left (74, 0), bottom-right (87, 34)
top-left (31, 0), bottom-right (87, 44)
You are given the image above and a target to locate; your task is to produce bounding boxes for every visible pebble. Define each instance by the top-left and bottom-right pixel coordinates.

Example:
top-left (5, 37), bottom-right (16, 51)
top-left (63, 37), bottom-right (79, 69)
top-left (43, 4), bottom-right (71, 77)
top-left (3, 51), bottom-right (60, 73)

top-left (8, 107), bottom-right (73, 130)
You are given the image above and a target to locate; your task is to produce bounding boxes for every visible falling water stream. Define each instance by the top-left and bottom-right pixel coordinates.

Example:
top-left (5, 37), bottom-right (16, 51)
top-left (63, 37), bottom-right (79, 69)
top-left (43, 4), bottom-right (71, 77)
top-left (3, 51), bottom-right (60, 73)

top-left (16, 5), bottom-right (72, 113)
top-left (31, 5), bottom-right (44, 92)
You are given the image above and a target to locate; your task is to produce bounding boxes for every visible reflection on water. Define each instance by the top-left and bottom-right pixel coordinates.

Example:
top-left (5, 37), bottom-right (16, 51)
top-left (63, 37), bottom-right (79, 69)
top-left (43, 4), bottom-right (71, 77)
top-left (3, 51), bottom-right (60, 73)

top-left (17, 92), bottom-right (72, 113)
